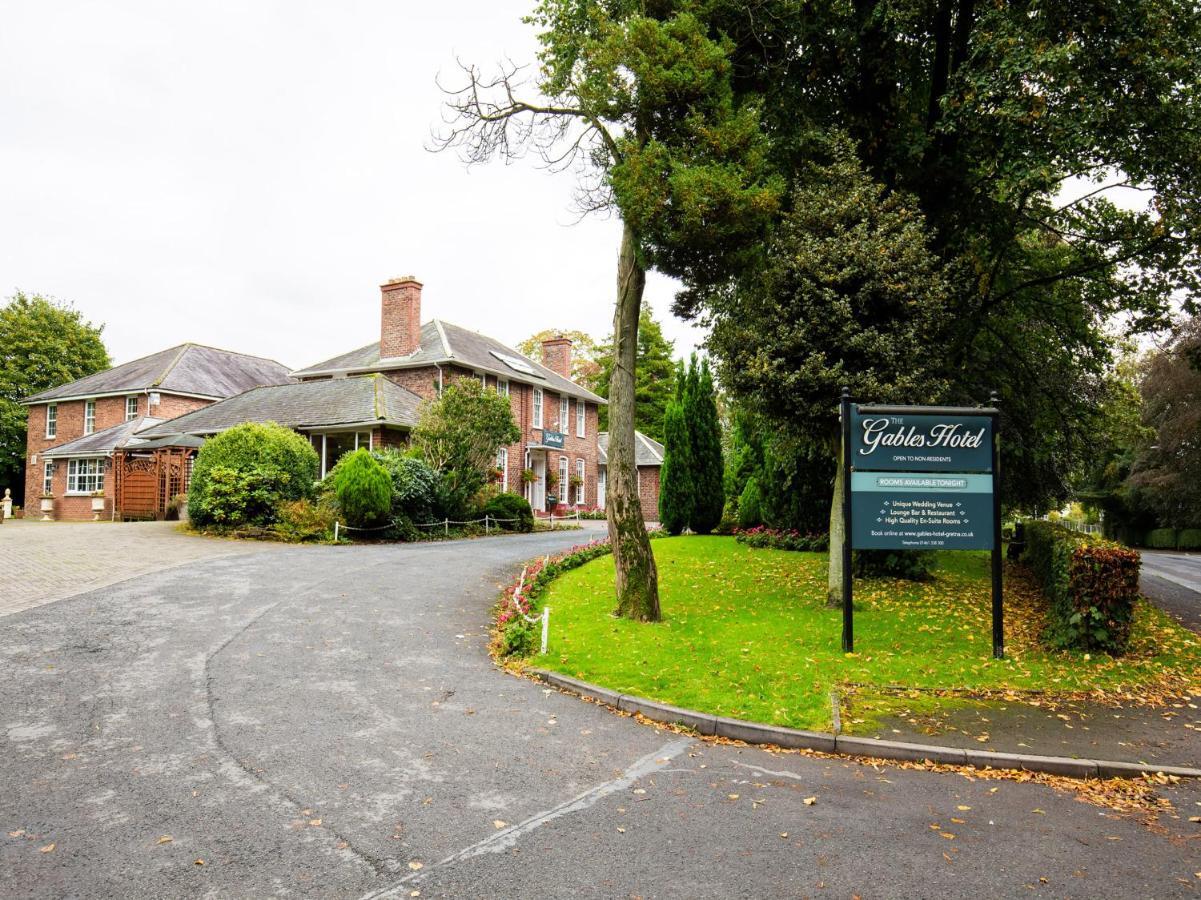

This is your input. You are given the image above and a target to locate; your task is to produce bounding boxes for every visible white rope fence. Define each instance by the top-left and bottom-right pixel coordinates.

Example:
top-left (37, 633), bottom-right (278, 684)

top-left (510, 557), bottom-right (552, 655)
top-left (333, 510), bottom-right (583, 541)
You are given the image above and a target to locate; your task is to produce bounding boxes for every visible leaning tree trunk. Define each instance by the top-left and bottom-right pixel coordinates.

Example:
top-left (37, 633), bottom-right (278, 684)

top-left (608, 223), bottom-right (661, 621)
top-left (826, 427), bottom-right (845, 608)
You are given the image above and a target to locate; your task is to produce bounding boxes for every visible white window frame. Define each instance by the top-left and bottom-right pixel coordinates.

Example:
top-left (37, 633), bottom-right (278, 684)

top-left (43, 460), bottom-right (54, 495)
top-left (83, 399), bottom-right (96, 435)
top-left (126, 395), bottom-right (139, 421)
top-left (559, 396), bottom-right (569, 432)
top-left (575, 458), bottom-right (585, 505)
top-left (66, 458), bottom-right (103, 495)
top-left (498, 379), bottom-right (509, 397)
top-left (497, 447), bottom-right (509, 493)
top-left (477, 371), bottom-right (487, 388)
top-left (45, 404), bottom-right (57, 439)
top-left (523, 449), bottom-right (531, 502)
top-left (558, 456), bottom-right (568, 503)
top-left (532, 387), bottom-right (543, 428)
top-left (576, 400), bottom-right (585, 437)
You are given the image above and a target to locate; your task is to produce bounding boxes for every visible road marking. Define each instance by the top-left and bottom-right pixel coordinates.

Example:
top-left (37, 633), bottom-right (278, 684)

top-left (357, 736), bottom-right (695, 898)
top-left (732, 760), bottom-right (808, 782)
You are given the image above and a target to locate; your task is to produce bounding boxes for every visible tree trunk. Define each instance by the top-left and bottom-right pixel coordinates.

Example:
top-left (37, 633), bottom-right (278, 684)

top-left (826, 428), bottom-right (845, 608)
top-left (608, 223), bottom-right (661, 621)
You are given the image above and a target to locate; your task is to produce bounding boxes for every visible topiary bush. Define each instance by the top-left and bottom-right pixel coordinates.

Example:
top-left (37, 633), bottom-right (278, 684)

top-left (331, 449), bottom-right (392, 528)
top-left (188, 423), bottom-right (319, 528)
top-left (481, 492), bottom-right (534, 532)
top-left (1177, 528), bottom-right (1201, 550)
top-left (1023, 520), bottom-right (1141, 654)
top-left (1145, 527), bottom-right (1179, 549)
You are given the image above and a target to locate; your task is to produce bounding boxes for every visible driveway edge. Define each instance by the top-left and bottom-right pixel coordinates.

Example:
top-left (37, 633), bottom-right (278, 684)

top-left (530, 668), bottom-right (1201, 781)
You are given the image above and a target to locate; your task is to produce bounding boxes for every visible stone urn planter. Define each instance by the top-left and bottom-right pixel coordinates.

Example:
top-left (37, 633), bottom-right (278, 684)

top-left (39, 496), bottom-right (55, 521)
top-left (91, 494), bottom-right (106, 521)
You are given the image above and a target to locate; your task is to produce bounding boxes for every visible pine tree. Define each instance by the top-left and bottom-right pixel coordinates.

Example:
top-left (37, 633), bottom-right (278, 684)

top-left (689, 357), bottom-right (725, 534)
top-left (658, 364), bottom-right (693, 535)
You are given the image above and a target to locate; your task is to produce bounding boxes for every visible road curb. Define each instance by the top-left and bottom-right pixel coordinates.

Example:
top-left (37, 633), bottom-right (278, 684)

top-left (530, 669), bottom-right (1201, 781)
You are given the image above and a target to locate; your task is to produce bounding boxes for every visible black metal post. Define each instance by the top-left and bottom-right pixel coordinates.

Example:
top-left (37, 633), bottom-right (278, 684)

top-left (989, 392), bottom-right (1004, 659)
top-left (841, 388), bottom-right (854, 653)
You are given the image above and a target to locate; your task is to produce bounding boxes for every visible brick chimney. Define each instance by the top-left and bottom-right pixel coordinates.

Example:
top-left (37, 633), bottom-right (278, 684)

top-left (380, 276), bottom-right (423, 359)
top-left (541, 334), bottom-right (573, 378)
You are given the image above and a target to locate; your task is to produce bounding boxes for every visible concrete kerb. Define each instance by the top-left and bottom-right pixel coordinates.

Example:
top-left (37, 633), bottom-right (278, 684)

top-left (530, 669), bottom-right (1201, 781)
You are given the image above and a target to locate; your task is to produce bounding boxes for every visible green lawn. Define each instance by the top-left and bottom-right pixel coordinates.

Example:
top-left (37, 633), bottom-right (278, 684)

top-left (536, 536), bottom-right (1201, 731)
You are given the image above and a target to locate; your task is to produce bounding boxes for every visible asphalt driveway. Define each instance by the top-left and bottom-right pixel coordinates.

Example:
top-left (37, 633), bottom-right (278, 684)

top-left (1141, 550), bottom-right (1201, 632)
top-left (2, 531), bottom-right (1199, 898)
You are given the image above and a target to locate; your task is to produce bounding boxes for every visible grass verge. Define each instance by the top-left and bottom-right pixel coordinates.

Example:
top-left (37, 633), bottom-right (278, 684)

top-left (533, 536), bottom-right (1201, 732)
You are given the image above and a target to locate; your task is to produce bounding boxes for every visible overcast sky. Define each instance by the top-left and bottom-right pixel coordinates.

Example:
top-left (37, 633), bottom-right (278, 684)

top-left (0, 1), bottom-right (705, 371)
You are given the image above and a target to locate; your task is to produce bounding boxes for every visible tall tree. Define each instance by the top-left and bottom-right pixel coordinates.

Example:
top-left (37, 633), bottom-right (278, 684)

top-left (591, 309), bottom-right (677, 442)
top-left (516, 329), bottom-right (604, 388)
top-left (684, 355), bottom-right (724, 534)
top-left (658, 367), bottom-right (693, 534)
top-left (706, 138), bottom-right (950, 602)
top-left (0, 292), bottom-right (109, 504)
top-left (435, 1), bottom-right (781, 620)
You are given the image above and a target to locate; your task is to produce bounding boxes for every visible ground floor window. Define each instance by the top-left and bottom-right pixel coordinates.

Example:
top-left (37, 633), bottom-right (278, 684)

top-left (310, 431), bottom-right (372, 478)
top-left (66, 458), bottom-right (103, 494)
top-left (497, 446), bottom-right (508, 492)
top-left (575, 458), bottom-right (585, 505)
top-left (43, 461), bottom-right (54, 495)
top-left (558, 456), bottom-right (568, 503)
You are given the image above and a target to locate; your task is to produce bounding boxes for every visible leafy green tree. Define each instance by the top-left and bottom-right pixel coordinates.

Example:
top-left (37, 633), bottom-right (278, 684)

top-left (706, 137), bottom-right (950, 602)
top-left (331, 449), bottom-right (393, 528)
top-left (436, 0), bottom-right (782, 621)
top-left (684, 355), bottom-right (724, 534)
top-left (592, 309), bottom-right (678, 442)
top-left (188, 422), bottom-right (319, 528)
top-left (517, 329), bottom-right (604, 388)
top-left (658, 377), bottom-right (693, 534)
top-left (1128, 315), bottom-right (1201, 527)
top-left (0, 292), bottom-right (109, 504)
top-left (412, 379), bottom-right (520, 517)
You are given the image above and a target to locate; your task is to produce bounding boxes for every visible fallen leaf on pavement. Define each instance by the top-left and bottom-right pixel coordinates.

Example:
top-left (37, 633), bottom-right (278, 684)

top-left (40, 843), bottom-right (55, 853)
top-left (408, 861), bottom-right (424, 871)
top-left (8, 830), bottom-right (24, 838)
top-left (493, 821), bottom-right (507, 830)
top-left (957, 805), bottom-right (971, 811)
top-left (194, 859), bottom-right (204, 866)
top-left (803, 797), bottom-right (817, 806)
top-left (156, 836), bottom-right (172, 845)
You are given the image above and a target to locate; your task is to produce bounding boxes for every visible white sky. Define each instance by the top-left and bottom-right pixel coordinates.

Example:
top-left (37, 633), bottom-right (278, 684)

top-left (0, 1), bottom-right (704, 371)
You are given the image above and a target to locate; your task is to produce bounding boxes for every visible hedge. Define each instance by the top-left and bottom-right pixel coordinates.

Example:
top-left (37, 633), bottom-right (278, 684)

top-left (1023, 521), bottom-right (1141, 654)
top-left (1145, 527), bottom-right (1179, 550)
top-left (1178, 529), bottom-right (1201, 551)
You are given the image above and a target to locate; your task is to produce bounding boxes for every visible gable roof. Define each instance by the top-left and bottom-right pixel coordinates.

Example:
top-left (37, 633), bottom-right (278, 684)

top-left (598, 431), bottom-right (665, 468)
top-left (42, 417), bottom-right (165, 458)
top-left (22, 343), bottom-right (294, 405)
top-left (291, 319), bottom-right (605, 404)
top-left (135, 374), bottom-right (422, 437)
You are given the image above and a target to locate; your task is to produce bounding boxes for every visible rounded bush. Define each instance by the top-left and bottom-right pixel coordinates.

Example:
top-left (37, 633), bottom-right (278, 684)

top-left (372, 449), bottom-right (441, 523)
top-left (332, 449), bottom-right (392, 528)
top-left (188, 422), bottom-right (319, 528)
top-left (481, 492), bottom-right (534, 532)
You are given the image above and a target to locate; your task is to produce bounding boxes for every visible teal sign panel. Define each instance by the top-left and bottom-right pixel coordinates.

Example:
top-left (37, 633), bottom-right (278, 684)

top-left (851, 410), bottom-right (993, 473)
top-left (850, 472), bottom-right (994, 550)
top-left (541, 430), bottom-right (565, 449)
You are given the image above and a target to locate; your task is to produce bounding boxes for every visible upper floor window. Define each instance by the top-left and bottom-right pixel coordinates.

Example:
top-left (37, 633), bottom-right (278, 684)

top-left (84, 400), bottom-right (96, 435)
top-left (45, 404), bottom-right (57, 439)
top-left (126, 395), bottom-right (139, 421)
top-left (559, 396), bottom-right (569, 432)
top-left (532, 387), bottom-right (543, 428)
top-left (576, 401), bottom-right (585, 437)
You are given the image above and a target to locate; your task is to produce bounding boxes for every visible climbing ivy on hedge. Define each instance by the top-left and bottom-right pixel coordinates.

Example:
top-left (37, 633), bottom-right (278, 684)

top-left (1023, 521), bottom-right (1141, 654)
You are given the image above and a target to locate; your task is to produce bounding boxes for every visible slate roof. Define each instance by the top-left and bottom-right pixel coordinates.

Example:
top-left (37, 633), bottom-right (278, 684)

top-left (42, 417), bottom-right (165, 457)
top-left (598, 431), bottom-right (665, 468)
top-left (292, 319), bottom-right (605, 404)
top-left (23, 344), bottom-right (294, 404)
top-left (136, 375), bottom-right (422, 437)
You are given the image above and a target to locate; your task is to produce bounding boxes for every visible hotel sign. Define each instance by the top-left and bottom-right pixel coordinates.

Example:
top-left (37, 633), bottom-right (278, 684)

top-left (540, 430), bottom-right (565, 449)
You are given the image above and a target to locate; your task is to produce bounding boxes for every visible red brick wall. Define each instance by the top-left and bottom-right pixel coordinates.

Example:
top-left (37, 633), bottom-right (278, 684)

top-left (380, 278), bottom-right (423, 359)
top-left (23, 393), bottom-right (210, 520)
top-left (637, 466), bottom-right (661, 521)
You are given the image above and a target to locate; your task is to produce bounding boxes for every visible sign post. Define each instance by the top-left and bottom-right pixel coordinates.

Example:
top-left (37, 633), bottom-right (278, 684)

top-left (840, 392), bottom-right (1003, 658)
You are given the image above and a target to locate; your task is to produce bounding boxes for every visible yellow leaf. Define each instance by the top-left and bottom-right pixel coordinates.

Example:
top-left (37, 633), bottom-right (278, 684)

top-left (728, 794), bottom-right (739, 800)
top-left (408, 861), bottom-right (424, 871)
top-left (957, 805), bottom-right (971, 811)
top-left (803, 797), bottom-right (817, 806)
top-left (156, 836), bottom-right (173, 845)
top-left (40, 843), bottom-right (55, 853)
top-left (194, 859), bottom-right (205, 866)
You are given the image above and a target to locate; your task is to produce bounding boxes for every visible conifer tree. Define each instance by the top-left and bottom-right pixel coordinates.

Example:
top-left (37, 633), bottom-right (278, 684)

top-left (688, 357), bottom-right (725, 534)
top-left (658, 363), bottom-right (693, 535)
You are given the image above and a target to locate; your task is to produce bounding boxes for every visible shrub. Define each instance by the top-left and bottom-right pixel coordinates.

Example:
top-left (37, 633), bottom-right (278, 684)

top-left (659, 395), bottom-right (693, 535)
top-left (853, 549), bottom-right (936, 581)
top-left (735, 526), bottom-right (828, 552)
top-left (272, 498), bottom-right (338, 542)
top-left (1145, 527), bottom-right (1178, 549)
top-left (188, 423), bottom-right (319, 528)
top-left (1177, 528), bottom-right (1201, 550)
top-left (482, 492), bottom-right (534, 532)
top-left (372, 449), bottom-right (441, 523)
top-left (737, 477), bottom-right (763, 528)
top-left (331, 449), bottom-right (392, 528)
top-left (1023, 521), bottom-right (1141, 654)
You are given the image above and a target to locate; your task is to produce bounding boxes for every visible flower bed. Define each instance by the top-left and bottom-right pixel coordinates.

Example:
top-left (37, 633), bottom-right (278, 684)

top-left (734, 525), bottom-right (829, 552)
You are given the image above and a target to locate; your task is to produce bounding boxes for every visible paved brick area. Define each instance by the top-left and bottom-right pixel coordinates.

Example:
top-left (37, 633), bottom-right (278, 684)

top-left (0, 519), bottom-right (256, 618)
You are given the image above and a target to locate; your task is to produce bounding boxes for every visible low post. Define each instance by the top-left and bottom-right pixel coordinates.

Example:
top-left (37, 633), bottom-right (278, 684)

top-left (990, 392), bottom-right (1004, 660)
top-left (540, 607), bottom-right (550, 655)
top-left (334, 521), bottom-right (340, 542)
top-left (840, 387), bottom-right (854, 654)
top-left (444, 518), bottom-right (449, 537)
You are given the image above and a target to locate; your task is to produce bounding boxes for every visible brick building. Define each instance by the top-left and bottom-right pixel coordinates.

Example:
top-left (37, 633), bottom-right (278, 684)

top-left (17, 276), bottom-right (663, 521)
top-left (19, 345), bottom-right (291, 520)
